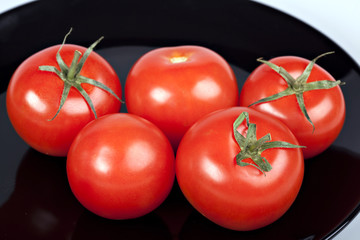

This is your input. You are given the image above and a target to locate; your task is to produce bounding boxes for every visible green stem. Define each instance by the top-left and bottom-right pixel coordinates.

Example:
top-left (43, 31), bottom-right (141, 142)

top-left (38, 28), bottom-right (123, 120)
top-left (251, 52), bottom-right (344, 131)
top-left (233, 112), bottom-right (305, 175)
top-left (68, 50), bottom-right (82, 80)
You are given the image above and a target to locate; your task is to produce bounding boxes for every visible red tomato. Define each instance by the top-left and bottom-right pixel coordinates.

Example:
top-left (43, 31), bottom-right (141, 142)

top-left (125, 45), bottom-right (239, 149)
top-left (239, 54), bottom-right (345, 159)
top-left (176, 107), bottom-right (304, 231)
top-left (67, 113), bottom-right (175, 220)
top-left (6, 36), bottom-right (122, 156)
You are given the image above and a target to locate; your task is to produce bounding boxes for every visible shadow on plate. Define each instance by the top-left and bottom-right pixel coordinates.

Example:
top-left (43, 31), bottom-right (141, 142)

top-left (0, 149), bottom-right (83, 240)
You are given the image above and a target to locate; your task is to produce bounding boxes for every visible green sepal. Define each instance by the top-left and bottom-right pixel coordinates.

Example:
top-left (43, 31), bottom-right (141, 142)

top-left (233, 111), bottom-right (249, 147)
top-left (74, 82), bottom-right (97, 118)
top-left (251, 52), bottom-right (344, 132)
top-left (249, 87), bottom-right (294, 107)
top-left (78, 75), bottom-right (122, 102)
top-left (75, 36), bottom-right (104, 75)
top-left (297, 52), bottom-right (334, 84)
top-left (56, 28), bottom-right (72, 73)
top-left (39, 28), bottom-right (123, 120)
top-left (302, 80), bottom-right (345, 92)
top-left (233, 112), bottom-right (305, 175)
top-left (260, 140), bottom-right (305, 151)
top-left (257, 58), bottom-right (297, 86)
top-left (48, 82), bottom-right (72, 121)
top-left (295, 92), bottom-right (314, 131)
top-left (235, 153), bottom-right (267, 175)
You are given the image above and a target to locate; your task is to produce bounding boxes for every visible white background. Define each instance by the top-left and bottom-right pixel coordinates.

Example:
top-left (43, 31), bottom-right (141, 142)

top-left (0, 0), bottom-right (359, 239)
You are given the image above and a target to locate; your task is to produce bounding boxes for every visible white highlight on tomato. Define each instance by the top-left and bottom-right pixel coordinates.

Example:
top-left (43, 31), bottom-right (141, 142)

top-left (307, 95), bottom-right (333, 123)
top-left (169, 56), bottom-right (188, 64)
top-left (125, 141), bottom-right (154, 172)
top-left (150, 87), bottom-right (172, 104)
top-left (63, 87), bottom-right (106, 116)
top-left (25, 90), bottom-right (47, 113)
top-left (94, 146), bottom-right (113, 174)
top-left (257, 102), bottom-right (287, 120)
top-left (192, 79), bottom-right (221, 100)
top-left (202, 157), bottom-right (225, 183)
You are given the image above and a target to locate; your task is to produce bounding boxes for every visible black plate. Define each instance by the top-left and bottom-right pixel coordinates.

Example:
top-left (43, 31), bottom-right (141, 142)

top-left (0, 0), bottom-right (359, 239)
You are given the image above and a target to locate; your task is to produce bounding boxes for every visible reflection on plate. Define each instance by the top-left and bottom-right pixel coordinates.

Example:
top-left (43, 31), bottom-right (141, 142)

top-left (0, 0), bottom-right (359, 239)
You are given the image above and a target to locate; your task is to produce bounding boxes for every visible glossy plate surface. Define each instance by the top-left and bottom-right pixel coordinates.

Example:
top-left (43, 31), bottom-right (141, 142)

top-left (0, 0), bottom-right (359, 239)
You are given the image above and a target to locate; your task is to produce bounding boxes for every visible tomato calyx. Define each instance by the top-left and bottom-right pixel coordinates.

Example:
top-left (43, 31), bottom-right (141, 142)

top-left (249, 52), bottom-right (345, 131)
top-left (233, 112), bottom-right (304, 175)
top-left (39, 28), bottom-right (123, 121)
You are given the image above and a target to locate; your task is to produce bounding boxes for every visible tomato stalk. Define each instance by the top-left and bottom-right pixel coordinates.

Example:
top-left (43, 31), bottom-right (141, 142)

top-left (249, 52), bottom-right (345, 131)
top-left (39, 28), bottom-right (123, 121)
top-left (67, 50), bottom-right (82, 80)
top-left (233, 112), bottom-right (304, 175)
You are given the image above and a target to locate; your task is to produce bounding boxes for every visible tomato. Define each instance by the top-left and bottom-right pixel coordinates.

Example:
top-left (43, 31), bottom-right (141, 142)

top-left (67, 113), bottom-right (175, 220)
top-left (176, 107), bottom-right (304, 231)
top-left (6, 30), bottom-right (122, 156)
top-left (239, 53), bottom-right (345, 159)
top-left (125, 45), bottom-right (239, 149)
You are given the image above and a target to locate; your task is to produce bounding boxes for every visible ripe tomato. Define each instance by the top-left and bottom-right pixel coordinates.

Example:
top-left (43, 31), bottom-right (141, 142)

top-left (125, 45), bottom-right (239, 149)
top-left (6, 31), bottom-right (122, 156)
top-left (176, 107), bottom-right (304, 231)
top-left (239, 53), bottom-right (345, 159)
top-left (67, 113), bottom-right (175, 220)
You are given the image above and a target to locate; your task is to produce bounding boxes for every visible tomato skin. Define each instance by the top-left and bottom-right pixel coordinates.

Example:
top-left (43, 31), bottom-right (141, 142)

top-left (67, 113), bottom-right (175, 220)
top-left (176, 107), bottom-right (304, 231)
top-left (239, 56), bottom-right (345, 159)
top-left (6, 44), bottom-right (122, 156)
top-left (125, 45), bottom-right (239, 150)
